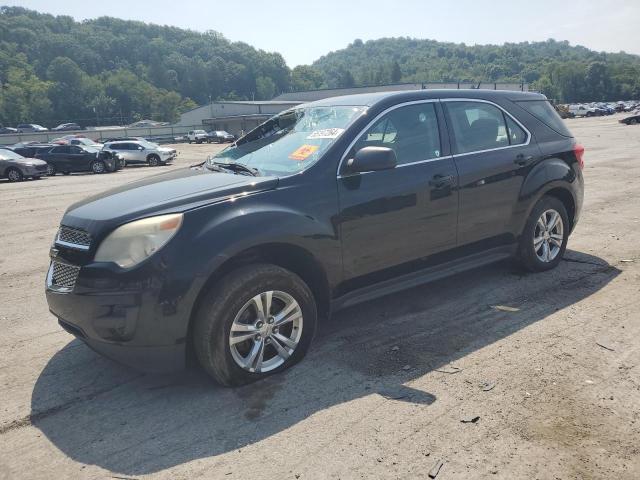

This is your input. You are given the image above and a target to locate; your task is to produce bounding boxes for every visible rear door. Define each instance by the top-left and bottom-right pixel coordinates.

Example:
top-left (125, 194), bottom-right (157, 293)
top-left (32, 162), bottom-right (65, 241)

top-left (443, 99), bottom-right (540, 247)
top-left (337, 101), bottom-right (458, 284)
top-left (47, 146), bottom-right (71, 171)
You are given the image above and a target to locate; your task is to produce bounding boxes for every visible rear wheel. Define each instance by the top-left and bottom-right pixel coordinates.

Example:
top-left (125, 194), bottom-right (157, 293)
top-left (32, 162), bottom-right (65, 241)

top-left (517, 196), bottom-right (569, 272)
top-left (147, 154), bottom-right (160, 167)
top-left (46, 164), bottom-right (56, 176)
top-left (6, 168), bottom-right (23, 182)
top-left (630, 118), bottom-right (638, 125)
top-left (193, 264), bottom-right (317, 386)
top-left (91, 161), bottom-right (106, 174)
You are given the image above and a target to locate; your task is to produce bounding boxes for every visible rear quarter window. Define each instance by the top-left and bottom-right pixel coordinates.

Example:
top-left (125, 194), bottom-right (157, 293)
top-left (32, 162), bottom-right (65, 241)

top-left (515, 100), bottom-right (573, 138)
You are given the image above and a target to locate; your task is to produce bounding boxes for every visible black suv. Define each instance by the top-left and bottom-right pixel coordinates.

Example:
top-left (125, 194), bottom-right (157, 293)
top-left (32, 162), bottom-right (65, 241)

top-left (35, 144), bottom-right (120, 175)
top-left (46, 90), bottom-right (584, 386)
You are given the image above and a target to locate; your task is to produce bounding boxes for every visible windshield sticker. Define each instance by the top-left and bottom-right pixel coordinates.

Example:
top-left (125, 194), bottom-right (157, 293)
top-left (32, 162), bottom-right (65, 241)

top-left (289, 145), bottom-right (319, 161)
top-left (306, 128), bottom-right (345, 140)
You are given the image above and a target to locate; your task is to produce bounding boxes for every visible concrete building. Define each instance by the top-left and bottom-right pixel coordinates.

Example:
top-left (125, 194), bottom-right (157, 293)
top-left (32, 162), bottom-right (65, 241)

top-left (178, 82), bottom-right (529, 136)
top-left (177, 101), bottom-right (302, 136)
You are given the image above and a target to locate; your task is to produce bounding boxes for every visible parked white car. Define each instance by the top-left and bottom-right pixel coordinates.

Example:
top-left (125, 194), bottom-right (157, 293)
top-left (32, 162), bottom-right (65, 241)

top-left (186, 130), bottom-right (210, 144)
top-left (569, 105), bottom-right (597, 117)
top-left (102, 140), bottom-right (177, 167)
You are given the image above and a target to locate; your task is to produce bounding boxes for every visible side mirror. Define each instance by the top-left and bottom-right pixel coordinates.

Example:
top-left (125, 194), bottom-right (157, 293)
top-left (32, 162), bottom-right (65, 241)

top-left (345, 146), bottom-right (397, 174)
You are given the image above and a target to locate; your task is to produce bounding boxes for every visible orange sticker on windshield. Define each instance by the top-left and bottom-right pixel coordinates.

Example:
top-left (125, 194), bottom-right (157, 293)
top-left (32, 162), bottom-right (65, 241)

top-left (289, 144), bottom-right (319, 161)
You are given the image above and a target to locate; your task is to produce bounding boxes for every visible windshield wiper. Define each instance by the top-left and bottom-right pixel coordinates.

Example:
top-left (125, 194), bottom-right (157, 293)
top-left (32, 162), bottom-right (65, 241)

top-left (208, 161), bottom-right (259, 176)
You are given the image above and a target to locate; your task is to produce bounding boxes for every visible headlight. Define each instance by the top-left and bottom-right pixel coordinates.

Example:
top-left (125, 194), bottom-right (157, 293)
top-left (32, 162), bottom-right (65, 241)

top-left (94, 214), bottom-right (183, 268)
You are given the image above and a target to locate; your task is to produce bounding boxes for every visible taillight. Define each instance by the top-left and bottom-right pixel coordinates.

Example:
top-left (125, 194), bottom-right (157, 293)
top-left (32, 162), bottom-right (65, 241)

top-left (573, 144), bottom-right (585, 169)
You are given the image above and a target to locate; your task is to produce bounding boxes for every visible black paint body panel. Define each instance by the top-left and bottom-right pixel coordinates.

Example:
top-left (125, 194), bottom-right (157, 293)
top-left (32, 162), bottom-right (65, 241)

top-left (45, 89), bottom-right (584, 372)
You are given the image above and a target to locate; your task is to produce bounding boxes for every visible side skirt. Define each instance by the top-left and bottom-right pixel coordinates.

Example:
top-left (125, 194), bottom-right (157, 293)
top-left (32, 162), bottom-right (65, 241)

top-left (331, 245), bottom-right (516, 312)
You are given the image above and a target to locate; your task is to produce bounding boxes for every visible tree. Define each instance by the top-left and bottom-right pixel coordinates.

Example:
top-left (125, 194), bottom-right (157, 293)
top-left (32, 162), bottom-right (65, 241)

top-left (255, 76), bottom-right (276, 100)
top-left (391, 61), bottom-right (402, 83)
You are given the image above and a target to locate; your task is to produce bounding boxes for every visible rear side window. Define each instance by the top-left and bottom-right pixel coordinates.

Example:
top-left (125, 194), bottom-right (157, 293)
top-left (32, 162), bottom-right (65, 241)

top-left (505, 116), bottom-right (527, 145)
top-left (515, 100), bottom-right (573, 137)
top-left (445, 101), bottom-right (511, 154)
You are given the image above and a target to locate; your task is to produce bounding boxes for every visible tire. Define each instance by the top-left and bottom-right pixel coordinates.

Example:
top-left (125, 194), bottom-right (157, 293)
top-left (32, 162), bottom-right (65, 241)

top-left (46, 163), bottom-right (56, 176)
top-left (517, 196), bottom-right (569, 272)
top-left (147, 154), bottom-right (160, 167)
top-left (188, 139), bottom-right (192, 144)
top-left (6, 167), bottom-right (23, 182)
top-left (196, 139), bottom-right (202, 144)
top-left (630, 119), bottom-right (638, 125)
top-left (91, 161), bottom-right (106, 174)
top-left (193, 264), bottom-right (317, 386)
top-left (63, 171), bottom-right (71, 175)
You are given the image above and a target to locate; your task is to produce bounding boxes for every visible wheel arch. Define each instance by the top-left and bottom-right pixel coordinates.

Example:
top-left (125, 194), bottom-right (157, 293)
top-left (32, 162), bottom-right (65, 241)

top-left (185, 242), bottom-right (331, 362)
top-left (544, 187), bottom-right (576, 229)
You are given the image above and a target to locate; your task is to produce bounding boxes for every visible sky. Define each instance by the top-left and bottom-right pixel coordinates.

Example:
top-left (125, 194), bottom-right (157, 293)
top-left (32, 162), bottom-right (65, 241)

top-left (6, 0), bottom-right (640, 66)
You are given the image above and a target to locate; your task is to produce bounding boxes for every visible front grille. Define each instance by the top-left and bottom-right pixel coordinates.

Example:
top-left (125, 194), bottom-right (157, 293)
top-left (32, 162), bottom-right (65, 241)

top-left (51, 262), bottom-right (80, 290)
top-left (57, 226), bottom-right (91, 249)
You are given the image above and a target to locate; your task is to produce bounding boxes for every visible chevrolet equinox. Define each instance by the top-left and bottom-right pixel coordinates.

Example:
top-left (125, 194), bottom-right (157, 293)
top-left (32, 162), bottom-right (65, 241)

top-left (46, 90), bottom-right (584, 386)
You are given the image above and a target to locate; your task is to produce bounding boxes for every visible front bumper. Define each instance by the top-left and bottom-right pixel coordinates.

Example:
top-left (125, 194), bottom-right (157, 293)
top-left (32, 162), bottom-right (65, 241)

top-left (22, 164), bottom-right (48, 176)
top-left (45, 257), bottom-right (189, 373)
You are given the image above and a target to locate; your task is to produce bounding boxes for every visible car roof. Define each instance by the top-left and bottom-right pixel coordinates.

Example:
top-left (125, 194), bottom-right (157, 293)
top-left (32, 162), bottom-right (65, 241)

top-left (304, 89), bottom-right (546, 108)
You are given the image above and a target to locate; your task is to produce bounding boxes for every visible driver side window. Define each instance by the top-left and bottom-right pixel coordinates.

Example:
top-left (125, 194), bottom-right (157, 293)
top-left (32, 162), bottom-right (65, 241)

top-left (350, 103), bottom-right (441, 165)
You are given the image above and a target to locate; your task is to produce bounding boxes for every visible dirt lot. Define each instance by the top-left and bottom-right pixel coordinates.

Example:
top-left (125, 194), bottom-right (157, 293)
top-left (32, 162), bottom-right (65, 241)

top-left (1, 115), bottom-right (639, 480)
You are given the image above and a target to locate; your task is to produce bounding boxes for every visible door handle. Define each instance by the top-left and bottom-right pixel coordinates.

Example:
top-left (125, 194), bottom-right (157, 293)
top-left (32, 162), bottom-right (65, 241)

top-left (514, 154), bottom-right (534, 166)
top-left (429, 174), bottom-right (454, 188)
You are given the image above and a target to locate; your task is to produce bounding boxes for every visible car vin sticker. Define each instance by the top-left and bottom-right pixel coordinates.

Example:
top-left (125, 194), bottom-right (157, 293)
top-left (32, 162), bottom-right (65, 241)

top-left (306, 128), bottom-right (344, 140)
top-left (289, 144), bottom-right (319, 161)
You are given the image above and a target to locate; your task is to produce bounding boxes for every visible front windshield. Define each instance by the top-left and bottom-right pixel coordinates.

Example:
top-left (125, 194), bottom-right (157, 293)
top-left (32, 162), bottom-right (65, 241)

top-left (209, 105), bottom-right (365, 176)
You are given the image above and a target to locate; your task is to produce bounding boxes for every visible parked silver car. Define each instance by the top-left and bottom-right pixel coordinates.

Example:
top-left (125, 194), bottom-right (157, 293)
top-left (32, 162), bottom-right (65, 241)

top-left (102, 140), bottom-right (177, 167)
top-left (0, 147), bottom-right (48, 182)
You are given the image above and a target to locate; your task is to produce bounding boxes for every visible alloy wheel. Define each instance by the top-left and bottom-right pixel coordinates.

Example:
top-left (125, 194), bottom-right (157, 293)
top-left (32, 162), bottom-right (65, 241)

top-left (46, 164), bottom-right (55, 176)
top-left (228, 290), bottom-right (303, 373)
top-left (92, 161), bottom-right (105, 173)
top-left (533, 209), bottom-right (564, 262)
top-left (7, 169), bottom-right (22, 182)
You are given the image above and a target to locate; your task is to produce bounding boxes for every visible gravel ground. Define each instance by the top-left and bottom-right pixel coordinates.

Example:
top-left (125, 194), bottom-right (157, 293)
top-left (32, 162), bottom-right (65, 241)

top-left (0, 115), bottom-right (639, 480)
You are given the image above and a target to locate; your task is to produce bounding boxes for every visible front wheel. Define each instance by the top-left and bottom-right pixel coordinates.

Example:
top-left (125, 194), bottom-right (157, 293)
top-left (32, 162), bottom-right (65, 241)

top-left (517, 196), bottom-right (569, 272)
top-left (6, 168), bottom-right (23, 182)
top-left (147, 155), bottom-right (160, 167)
top-left (91, 161), bottom-right (106, 174)
top-left (193, 264), bottom-right (317, 386)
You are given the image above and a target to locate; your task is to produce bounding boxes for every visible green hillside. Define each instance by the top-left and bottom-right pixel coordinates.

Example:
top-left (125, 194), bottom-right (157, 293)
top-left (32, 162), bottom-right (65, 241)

top-left (312, 37), bottom-right (640, 103)
top-left (1, 6), bottom-right (639, 127)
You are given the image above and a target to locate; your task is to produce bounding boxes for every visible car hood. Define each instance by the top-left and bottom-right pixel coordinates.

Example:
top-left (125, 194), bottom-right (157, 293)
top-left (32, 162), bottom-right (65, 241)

top-left (62, 167), bottom-right (279, 230)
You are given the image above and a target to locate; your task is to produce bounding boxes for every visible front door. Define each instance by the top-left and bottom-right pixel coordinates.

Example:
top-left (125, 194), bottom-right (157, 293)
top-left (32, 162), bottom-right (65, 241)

top-left (443, 100), bottom-right (540, 246)
top-left (337, 101), bottom-right (458, 285)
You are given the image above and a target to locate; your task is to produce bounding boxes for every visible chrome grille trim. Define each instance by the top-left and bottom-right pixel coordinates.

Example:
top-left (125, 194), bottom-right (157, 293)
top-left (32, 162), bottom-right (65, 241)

top-left (47, 261), bottom-right (80, 292)
top-left (56, 226), bottom-right (91, 250)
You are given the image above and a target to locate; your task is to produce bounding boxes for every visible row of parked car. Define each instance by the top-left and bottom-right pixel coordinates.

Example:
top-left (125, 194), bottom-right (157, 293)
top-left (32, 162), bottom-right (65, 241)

top-left (0, 119), bottom-right (172, 134)
top-left (186, 129), bottom-right (236, 144)
top-left (557, 101), bottom-right (640, 119)
top-left (0, 135), bottom-right (177, 182)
